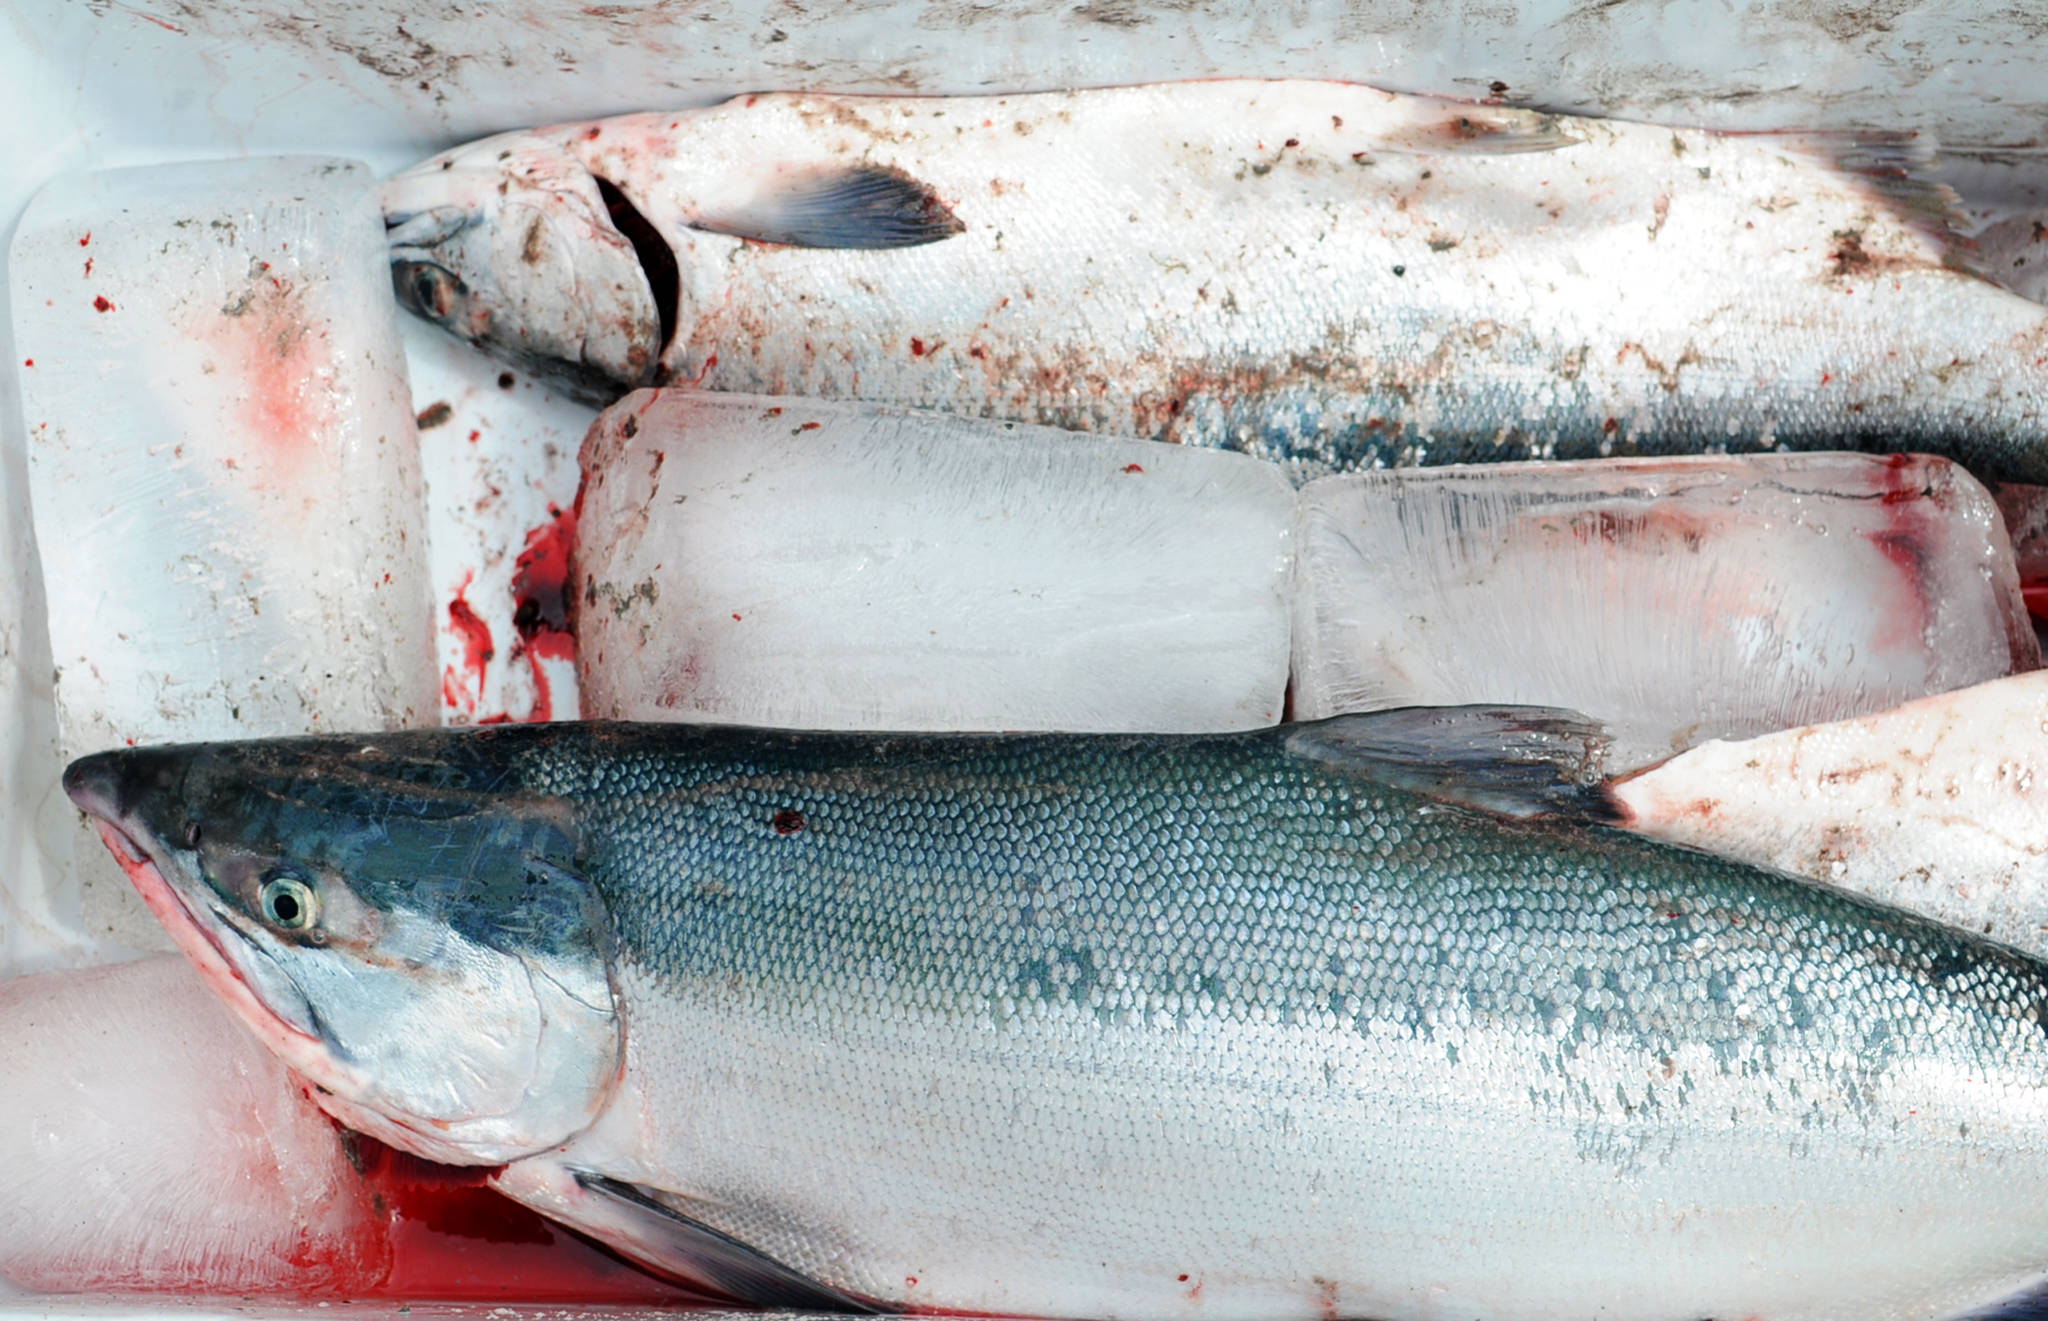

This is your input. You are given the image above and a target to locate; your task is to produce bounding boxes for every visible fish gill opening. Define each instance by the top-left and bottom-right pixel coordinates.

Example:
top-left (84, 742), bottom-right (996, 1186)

top-left (595, 176), bottom-right (679, 363)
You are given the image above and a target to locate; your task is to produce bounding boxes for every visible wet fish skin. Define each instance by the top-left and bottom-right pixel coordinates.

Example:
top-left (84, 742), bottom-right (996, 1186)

top-left (382, 81), bottom-right (2048, 482)
top-left (62, 720), bottom-right (2048, 1321)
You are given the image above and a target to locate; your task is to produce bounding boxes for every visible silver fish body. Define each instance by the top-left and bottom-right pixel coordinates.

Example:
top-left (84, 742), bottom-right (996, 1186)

top-left (62, 717), bottom-right (2048, 1321)
top-left (383, 82), bottom-right (2048, 482)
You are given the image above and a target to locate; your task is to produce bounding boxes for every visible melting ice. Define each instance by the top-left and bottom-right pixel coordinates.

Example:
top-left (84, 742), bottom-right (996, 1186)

top-left (1292, 454), bottom-right (2037, 771)
top-left (575, 390), bottom-right (1295, 732)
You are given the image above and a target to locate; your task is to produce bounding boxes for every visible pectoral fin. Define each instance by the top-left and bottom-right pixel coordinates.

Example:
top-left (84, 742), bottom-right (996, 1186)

top-left (689, 163), bottom-right (965, 249)
top-left (491, 1156), bottom-right (873, 1311)
top-left (1286, 705), bottom-right (1619, 822)
top-left (573, 1173), bottom-right (876, 1312)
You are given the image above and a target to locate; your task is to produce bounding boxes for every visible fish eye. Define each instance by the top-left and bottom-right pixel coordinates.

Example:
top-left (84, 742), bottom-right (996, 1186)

top-left (258, 874), bottom-right (319, 932)
top-left (393, 260), bottom-right (461, 321)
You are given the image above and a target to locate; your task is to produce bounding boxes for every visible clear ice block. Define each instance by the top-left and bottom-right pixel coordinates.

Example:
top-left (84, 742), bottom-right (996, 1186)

top-left (1614, 672), bottom-right (2048, 960)
top-left (0, 956), bottom-right (387, 1293)
top-left (13, 157), bottom-right (435, 749)
top-left (1292, 454), bottom-right (2037, 771)
top-left (11, 157), bottom-right (438, 954)
top-left (576, 391), bottom-right (1295, 732)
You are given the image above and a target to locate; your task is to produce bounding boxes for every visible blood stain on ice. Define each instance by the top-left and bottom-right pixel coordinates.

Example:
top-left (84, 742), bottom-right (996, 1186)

top-left (510, 503), bottom-right (578, 721)
top-left (200, 276), bottom-right (338, 479)
top-left (443, 572), bottom-right (494, 713)
top-left (324, 1130), bottom-right (711, 1302)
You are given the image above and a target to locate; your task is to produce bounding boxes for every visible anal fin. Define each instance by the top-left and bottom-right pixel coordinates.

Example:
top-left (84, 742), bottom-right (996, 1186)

top-left (1286, 705), bottom-right (1619, 822)
top-left (691, 163), bottom-right (965, 249)
top-left (573, 1172), bottom-right (877, 1313)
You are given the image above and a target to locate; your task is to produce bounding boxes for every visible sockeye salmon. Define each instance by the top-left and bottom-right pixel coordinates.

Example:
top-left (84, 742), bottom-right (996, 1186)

top-left (381, 81), bottom-right (2048, 482)
top-left (61, 712), bottom-right (2048, 1321)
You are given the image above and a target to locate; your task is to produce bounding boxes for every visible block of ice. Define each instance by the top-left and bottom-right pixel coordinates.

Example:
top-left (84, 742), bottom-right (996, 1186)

top-left (11, 158), bottom-right (438, 954)
top-left (1292, 454), bottom-right (2037, 771)
top-left (0, 956), bottom-right (388, 1293)
top-left (1614, 672), bottom-right (2048, 959)
top-left (12, 157), bottom-right (436, 756)
top-left (0, 946), bottom-right (717, 1300)
top-left (576, 391), bottom-right (1294, 732)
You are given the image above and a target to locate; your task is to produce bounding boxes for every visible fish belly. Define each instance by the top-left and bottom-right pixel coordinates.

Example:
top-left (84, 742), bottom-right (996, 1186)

top-left (554, 964), bottom-right (2048, 1321)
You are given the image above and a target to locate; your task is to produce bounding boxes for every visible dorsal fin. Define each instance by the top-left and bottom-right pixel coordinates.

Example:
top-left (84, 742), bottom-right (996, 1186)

top-left (1286, 705), bottom-right (1619, 822)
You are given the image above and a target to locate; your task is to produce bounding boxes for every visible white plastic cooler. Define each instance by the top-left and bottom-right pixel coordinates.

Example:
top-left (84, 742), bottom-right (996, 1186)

top-left (3, 0), bottom-right (2045, 1314)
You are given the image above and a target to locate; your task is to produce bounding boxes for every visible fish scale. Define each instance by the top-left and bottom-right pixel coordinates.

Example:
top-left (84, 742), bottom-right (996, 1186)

top-left (385, 82), bottom-right (2048, 482)
top-left (503, 725), bottom-right (2048, 1320)
top-left (59, 720), bottom-right (2048, 1320)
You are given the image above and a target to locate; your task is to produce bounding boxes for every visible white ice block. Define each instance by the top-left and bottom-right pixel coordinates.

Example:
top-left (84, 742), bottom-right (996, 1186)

top-left (576, 391), bottom-right (1295, 732)
top-left (11, 157), bottom-right (438, 956)
top-left (1614, 672), bottom-right (2048, 960)
top-left (1293, 454), bottom-right (2037, 771)
top-left (13, 157), bottom-right (436, 756)
top-left (0, 956), bottom-right (387, 1293)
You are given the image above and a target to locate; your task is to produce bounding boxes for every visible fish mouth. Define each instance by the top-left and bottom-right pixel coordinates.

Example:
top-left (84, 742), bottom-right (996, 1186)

top-left (87, 817), bottom-right (323, 1048)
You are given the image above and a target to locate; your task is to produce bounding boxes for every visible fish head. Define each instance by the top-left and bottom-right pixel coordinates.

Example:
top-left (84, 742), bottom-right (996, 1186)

top-left (383, 129), bottom-right (662, 405)
top-left (63, 732), bottom-right (621, 1167)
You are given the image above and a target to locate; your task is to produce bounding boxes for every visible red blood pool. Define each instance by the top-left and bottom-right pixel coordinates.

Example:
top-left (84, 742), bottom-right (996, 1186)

top-left (92, 295), bottom-right (114, 312)
top-left (330, 1131), bottom-right (718, 1303)
top-left (509, 504), bottom-right (578, 721)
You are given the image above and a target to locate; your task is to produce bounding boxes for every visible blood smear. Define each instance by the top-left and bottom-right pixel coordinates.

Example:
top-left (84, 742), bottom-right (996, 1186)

top-left (344, 1135), bottom-right (713, 1304)
top-left (509, 503), bottom-right (578, 722)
